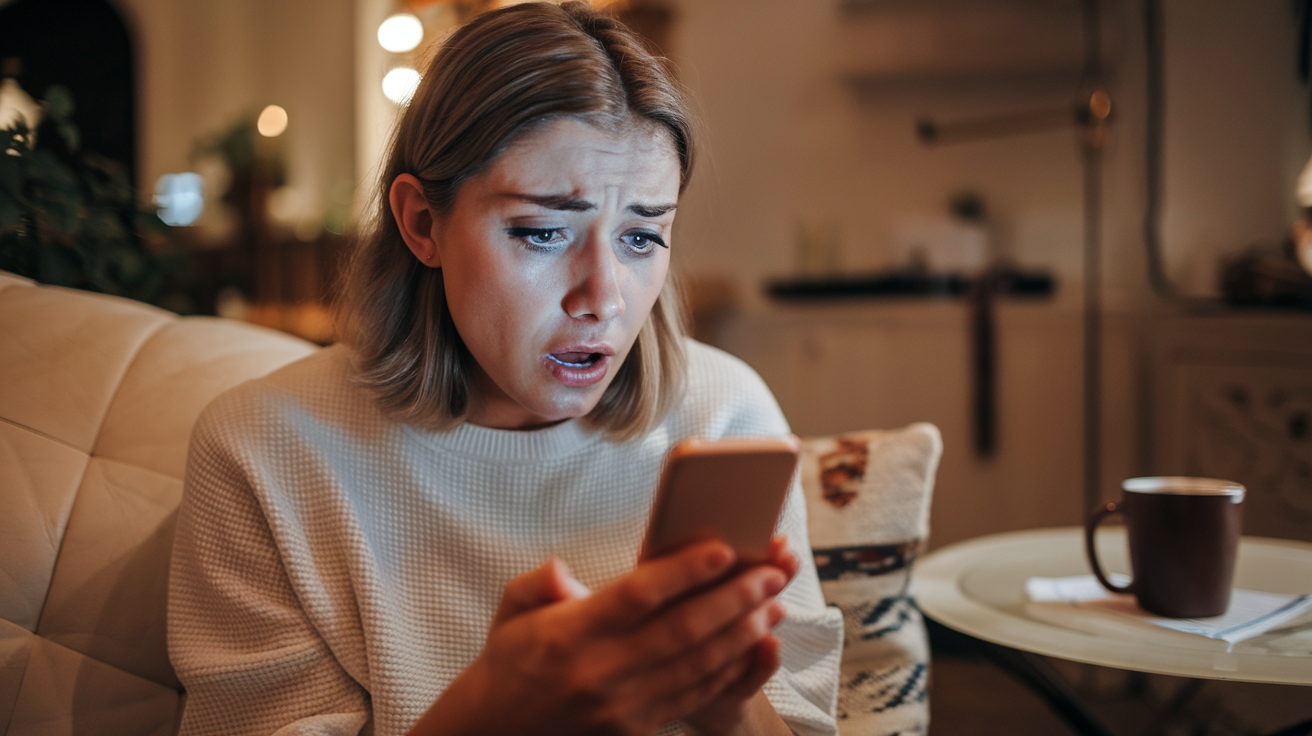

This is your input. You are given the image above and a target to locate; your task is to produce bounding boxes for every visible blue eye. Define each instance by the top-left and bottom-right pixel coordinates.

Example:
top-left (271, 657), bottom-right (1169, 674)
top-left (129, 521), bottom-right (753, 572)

top-left (622, 230), bottom-right (667, 255)
top-left (507, 227), bottom-right (568, 249)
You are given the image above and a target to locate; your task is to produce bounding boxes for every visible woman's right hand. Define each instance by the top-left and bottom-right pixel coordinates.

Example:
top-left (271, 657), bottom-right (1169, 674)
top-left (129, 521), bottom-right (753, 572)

top-left (408, 539), bottom-right (790, 736)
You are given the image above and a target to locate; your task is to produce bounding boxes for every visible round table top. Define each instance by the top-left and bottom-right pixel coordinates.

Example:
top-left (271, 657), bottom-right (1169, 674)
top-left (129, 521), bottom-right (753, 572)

top-left (911, 527), bottom-right (1312, 685)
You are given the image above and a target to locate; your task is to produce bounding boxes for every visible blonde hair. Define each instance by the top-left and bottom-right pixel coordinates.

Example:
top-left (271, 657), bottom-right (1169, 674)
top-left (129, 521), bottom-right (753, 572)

top-left (339, 1), bottom-right (693, 441)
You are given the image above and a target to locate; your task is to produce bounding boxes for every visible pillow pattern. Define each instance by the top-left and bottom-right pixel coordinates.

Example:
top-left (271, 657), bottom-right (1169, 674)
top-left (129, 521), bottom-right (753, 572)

top-left (800, 423), bottom-right (942, 736)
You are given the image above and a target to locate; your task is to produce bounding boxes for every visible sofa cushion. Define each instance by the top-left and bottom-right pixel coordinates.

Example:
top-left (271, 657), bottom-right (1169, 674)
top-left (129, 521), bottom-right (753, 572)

top-left (801, 423), bottom-right (942, 736)
top-left (0, 273), bottom-right (318, 733)
top-left (6, 636), bottom-right (180, 736)
top-left (0, 284), bottom-right (174, 453)
top-left (94, 316), bottom-right (322, 480)
top-left (0, 422), bottom-right (88, 632)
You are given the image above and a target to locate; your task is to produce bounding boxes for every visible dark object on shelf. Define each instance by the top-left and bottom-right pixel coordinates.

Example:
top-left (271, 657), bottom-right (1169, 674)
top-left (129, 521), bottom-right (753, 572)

top-left (1220, 241), bottom-right (1312, 311)
top-left (766, 267), bottom-right (1055, 301)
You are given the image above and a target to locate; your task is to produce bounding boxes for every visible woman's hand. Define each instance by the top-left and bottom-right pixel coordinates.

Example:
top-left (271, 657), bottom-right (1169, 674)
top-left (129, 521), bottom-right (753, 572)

top-left (409, 538), bottom-right (797, 736)
top-left (681, 538), bottom-right (800, 736)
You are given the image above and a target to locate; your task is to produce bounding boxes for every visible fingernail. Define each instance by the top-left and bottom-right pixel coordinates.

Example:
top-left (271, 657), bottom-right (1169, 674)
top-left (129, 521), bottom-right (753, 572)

top-left (706, 543), bottom-right (734, 573)
top-left (768, 600), bottom-right (786, 626)
top-left (764, 572), bottom-right (786, 597)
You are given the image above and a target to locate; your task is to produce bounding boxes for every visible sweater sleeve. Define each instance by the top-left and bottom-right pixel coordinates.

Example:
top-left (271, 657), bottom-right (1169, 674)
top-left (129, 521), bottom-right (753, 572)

top-left (168, 404), bottom-right (370, 736)
top-left (761, 479), bottom-right (844, 736)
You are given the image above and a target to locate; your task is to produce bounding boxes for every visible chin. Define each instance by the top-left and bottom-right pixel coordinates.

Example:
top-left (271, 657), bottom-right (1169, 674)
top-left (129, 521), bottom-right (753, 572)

top-left (533, 385), bottom-right (608, 423)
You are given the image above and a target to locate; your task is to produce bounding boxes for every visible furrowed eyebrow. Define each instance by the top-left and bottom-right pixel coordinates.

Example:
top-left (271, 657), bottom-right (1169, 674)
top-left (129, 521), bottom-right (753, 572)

top-left (506, 193), bottom-right (596, 211)
top-left (628, 203), bottom-right (678, 218)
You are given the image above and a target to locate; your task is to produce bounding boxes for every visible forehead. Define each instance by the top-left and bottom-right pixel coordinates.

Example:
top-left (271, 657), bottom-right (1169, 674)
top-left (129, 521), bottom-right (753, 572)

top-left (476, 116), bottom-right (680, 199)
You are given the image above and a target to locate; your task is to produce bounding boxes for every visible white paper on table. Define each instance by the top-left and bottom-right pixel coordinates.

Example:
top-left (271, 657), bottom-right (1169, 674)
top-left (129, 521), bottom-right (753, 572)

top-left (1025, 575), bottom-right (1312, 647)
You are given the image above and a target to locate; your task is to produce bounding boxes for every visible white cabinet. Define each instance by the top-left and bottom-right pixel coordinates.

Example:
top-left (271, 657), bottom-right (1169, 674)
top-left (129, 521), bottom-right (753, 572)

top-left (1151, 313), bottom-right (1312, 542)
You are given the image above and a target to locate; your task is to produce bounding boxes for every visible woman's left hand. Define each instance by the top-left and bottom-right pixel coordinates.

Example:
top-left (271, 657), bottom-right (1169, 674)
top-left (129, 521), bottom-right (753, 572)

top-left (679, 537), bottom-right (800, 736)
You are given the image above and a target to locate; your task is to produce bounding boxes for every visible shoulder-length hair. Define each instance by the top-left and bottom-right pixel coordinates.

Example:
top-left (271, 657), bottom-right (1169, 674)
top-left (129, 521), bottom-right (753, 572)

top-left (338, 1), bottom-right (693, 442)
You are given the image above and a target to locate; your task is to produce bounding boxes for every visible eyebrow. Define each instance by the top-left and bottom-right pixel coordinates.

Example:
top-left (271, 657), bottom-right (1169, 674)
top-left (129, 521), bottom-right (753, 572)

top-left (628, 203), bottom-right (678, 217)
top-left (508, 193), bottom-right (596, 211)
top-left (504, 193), bottom-right (677, 218)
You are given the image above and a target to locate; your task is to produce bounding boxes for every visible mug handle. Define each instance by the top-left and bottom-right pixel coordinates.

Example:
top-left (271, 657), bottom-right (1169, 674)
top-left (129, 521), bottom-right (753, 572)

top-left (1084, 502), bottom-right (1133, 594)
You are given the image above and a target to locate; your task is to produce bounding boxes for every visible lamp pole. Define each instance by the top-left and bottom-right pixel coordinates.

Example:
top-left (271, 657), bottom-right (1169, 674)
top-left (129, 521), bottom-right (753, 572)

top-left (1080, 0), bottom-right (1111, 517)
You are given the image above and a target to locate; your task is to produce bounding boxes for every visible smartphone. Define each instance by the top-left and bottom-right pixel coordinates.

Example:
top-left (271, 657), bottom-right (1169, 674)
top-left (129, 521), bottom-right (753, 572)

top-left (640, 435), bottom-right (801, 566)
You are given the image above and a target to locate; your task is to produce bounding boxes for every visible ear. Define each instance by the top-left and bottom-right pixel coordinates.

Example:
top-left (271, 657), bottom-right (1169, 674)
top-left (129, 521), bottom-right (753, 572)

top-left (390, 173), bottom-right (441, 268)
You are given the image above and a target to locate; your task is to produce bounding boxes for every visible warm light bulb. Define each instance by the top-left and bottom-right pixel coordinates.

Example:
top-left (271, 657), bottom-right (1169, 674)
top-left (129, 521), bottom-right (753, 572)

top-left (257, 105), bottom-right (288, 137)
top-left (382, 67), bottom-right (421, 105)
top-left (378, 14), bottom-right (424, 53)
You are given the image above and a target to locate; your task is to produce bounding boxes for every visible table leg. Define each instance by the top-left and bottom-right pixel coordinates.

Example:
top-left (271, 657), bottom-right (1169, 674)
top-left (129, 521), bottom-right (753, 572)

top-left (1265, 718), bottom-right (1312, 736)
top-left (962, 637), bottom-right (1312, 736)
top-left (968, 636), bottom-right (1117, 736)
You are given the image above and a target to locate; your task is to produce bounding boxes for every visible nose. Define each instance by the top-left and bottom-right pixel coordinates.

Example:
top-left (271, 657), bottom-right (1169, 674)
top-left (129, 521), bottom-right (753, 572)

top-left (561, 229), bottom-right (625, 323)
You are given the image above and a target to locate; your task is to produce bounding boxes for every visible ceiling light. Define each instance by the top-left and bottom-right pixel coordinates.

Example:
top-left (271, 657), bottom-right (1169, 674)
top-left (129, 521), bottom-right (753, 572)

top-left (382, 67), bottom-right (421, 105)
top-left (378, 14), bottom-right (424, 53)
top-left (257, 105), bottom-right (288, 137)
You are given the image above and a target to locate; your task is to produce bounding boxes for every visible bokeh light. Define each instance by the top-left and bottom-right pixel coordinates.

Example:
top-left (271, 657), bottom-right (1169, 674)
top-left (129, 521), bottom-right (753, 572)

top-left (257, 104), bottom-right (288, 137)
top-left (154, 172), bottom-right (204, 226)
top-left (382, 67), bottom-right (421, 105)
top-left (378, 14), bottom-right (424, 53)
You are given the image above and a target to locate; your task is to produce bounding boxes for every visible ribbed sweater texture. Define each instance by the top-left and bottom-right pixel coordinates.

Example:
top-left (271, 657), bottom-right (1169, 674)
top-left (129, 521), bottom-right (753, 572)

top-left (168, 340), bottom-right (843, 736)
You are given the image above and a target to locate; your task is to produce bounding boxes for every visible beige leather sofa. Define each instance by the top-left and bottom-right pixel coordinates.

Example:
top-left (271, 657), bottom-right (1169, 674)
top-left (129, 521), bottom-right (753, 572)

top-left (0, 271), bottom-right (316, 733)
top-left (0, 271), bottom-right (939, 735)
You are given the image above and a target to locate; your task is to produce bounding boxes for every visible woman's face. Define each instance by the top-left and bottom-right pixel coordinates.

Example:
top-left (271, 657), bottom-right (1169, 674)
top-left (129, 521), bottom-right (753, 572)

top-left (432, 117), bottom-right (680, 430)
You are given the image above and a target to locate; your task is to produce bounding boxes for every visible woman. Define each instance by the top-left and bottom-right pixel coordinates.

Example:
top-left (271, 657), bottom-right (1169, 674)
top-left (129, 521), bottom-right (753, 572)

top-left (168, 3), bottom-right (843, 735)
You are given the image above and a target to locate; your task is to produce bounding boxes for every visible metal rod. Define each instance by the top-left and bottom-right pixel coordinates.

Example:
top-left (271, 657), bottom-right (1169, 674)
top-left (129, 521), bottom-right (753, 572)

top-left (971, 637), bottom-right (1117, 736)
top-left (1081, 0), bottom-right (1105, 517)
top-left (917, 108), bottom-right (1076, 146)
top-left (1083, 143), bottom-right (1103, 515)
top-left (1143, 0), bottom-right (1173, 296)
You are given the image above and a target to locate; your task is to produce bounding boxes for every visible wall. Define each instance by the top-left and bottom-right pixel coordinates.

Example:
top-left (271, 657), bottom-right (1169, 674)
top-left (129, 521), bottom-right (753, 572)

top-left (114, 0), bottom-right (356, 236)
top-left (1159, 0), bottom-right (1309, 295)
top-left (668, 0), bottom-right (1311, 544)
top-left (669, 0), bottom-right (1309, 306)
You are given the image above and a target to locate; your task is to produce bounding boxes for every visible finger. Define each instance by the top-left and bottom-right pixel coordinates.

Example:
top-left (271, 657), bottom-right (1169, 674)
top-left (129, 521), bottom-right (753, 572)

top-left (493, 557), bottom-right (591, 625)
top-left (716, 633), bottom-right (782, 704)
top-left (627, 596), bottom-right (785, 705)
top-left (768, 536), bottom-right (800, 582)
top-left (651, 641), bottom-right (755, 725)
top-left (658, 636), bottom-right (782, 734)
top-left (582, 539), bottom-right (736, 630)
top-left (619, 566), bottom-right (786, 667)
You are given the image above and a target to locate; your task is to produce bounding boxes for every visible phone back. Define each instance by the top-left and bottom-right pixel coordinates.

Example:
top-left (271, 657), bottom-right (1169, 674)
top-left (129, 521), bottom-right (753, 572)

top-left (641, 437), bottom-right (800, 563)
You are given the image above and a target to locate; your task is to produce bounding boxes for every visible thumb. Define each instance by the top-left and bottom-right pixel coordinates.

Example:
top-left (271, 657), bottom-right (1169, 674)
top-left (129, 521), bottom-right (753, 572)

top-left (493, 557), bottom-right (591, 625)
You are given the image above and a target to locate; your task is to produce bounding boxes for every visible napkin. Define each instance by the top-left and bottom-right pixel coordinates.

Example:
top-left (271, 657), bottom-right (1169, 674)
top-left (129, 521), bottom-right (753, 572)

top-left (1025, 575), bottom-right (1312, 646)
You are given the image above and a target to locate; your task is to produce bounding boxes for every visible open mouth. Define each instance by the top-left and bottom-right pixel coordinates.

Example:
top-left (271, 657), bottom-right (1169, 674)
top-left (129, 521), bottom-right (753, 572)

top-left (547, 352), bottom-right (603, 368)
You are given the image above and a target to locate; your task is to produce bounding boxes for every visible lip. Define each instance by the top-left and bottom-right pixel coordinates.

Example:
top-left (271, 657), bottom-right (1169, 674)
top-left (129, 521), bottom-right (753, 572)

top-left (543, 344), bottom-right (614, 388)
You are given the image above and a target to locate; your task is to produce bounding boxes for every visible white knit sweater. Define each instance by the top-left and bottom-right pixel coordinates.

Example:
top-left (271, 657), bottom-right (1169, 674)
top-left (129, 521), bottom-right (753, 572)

top-left (168, 340), bottom-right (843, 736)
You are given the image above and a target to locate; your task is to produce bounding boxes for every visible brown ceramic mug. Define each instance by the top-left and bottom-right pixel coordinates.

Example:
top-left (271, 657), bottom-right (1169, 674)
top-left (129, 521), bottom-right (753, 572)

top-left (1084, 477), bottom-right (1245, 618)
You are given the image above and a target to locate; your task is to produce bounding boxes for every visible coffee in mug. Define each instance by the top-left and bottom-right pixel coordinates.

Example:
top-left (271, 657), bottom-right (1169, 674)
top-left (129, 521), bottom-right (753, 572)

top-left (1084, 477), bottom-right (1244, 618)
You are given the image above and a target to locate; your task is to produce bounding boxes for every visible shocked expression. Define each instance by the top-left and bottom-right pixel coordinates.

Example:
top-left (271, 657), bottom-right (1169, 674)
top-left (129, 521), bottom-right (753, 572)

top-left (430, 117), bottom-right (680, 430)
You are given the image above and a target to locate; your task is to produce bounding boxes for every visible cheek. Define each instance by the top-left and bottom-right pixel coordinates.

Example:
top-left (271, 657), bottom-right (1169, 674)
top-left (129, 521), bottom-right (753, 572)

top-left (444, 249), bottom-right (560, 358)
top-left (626, 262), bottom-right (669, 323)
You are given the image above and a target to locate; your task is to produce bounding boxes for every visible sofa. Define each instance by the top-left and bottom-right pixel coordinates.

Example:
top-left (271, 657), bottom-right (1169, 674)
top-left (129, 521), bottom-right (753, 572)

top-left (0, 271), bottom-right (940, 735)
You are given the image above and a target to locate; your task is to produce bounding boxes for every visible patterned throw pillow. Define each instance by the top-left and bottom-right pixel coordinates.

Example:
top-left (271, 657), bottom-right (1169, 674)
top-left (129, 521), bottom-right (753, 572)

top-left (800, 423), bottom-right (942, 736)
